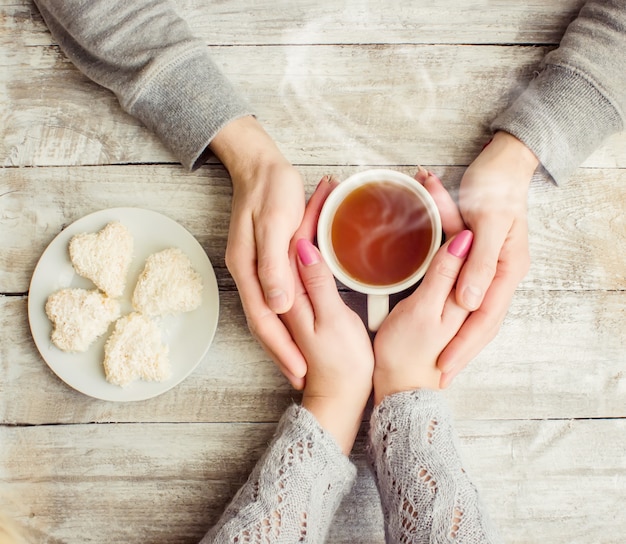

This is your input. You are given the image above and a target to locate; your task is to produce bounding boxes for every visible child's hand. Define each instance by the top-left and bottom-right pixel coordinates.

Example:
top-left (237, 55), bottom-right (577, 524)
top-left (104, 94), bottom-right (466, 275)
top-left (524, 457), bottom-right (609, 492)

top-left (281, 179), bottom-right (374, 455)
top-left (373, 229), bottom-right (473, 405)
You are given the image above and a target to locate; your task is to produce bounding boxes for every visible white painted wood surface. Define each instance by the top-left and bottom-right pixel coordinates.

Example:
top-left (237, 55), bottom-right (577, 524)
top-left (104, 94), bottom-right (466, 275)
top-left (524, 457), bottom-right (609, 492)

top-left (1, 1), bottom-right (625, 543)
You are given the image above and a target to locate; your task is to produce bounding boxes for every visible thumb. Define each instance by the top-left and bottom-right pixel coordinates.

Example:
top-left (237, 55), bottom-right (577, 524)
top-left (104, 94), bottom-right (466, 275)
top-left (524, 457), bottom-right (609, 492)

top-left (295, 238), bottom-right (343, 321)
top-left (455, 219), bottom-right (508, 311)
top-left (256, 223), bottom-right (295, 314)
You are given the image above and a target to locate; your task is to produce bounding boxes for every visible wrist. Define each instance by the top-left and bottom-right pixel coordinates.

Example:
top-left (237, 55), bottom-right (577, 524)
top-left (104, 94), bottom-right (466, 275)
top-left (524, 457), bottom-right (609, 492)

top-left (209, 115), bottom-right (288, 181)
top-left (302, 394), bottom-right (367, 455)
top-left (491, 130), bottom-right (539, 179)
top-left (373, 367), bottom-right (441, 407)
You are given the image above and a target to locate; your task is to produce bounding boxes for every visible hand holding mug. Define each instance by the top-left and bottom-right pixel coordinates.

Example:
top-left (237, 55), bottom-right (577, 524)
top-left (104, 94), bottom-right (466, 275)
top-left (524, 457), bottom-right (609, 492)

top-left (317, 169), bottom-right (442, 331)
top-left (373, 229), bottom-right (474, 403)
top-left (282, 178), bottom-right (375, 454)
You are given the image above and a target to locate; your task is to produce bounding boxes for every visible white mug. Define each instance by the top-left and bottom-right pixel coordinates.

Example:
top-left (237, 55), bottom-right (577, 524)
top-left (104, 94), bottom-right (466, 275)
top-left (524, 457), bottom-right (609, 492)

top-left (317, 169), bottom-right (442, 331)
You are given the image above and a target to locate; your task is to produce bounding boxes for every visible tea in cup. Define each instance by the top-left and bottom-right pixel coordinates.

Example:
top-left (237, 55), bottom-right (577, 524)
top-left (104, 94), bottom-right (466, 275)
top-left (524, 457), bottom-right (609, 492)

top-left (317, 169), bottom-right (442, 331)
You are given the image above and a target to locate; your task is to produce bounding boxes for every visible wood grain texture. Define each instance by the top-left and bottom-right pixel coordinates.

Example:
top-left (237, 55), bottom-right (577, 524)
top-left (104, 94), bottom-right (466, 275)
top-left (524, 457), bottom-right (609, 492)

top-left (1, 419), bottom-right (625, 544)
top-left (3, 41), bottom-right (626, 169)
top-left (2, 165), bottom-right (624, 293)
top-left (1, 2), bottom-right (625, 543)
top-left (1, 285), bottom-right (624, 425)
top-left (3, 0), bottom-right (586, 47)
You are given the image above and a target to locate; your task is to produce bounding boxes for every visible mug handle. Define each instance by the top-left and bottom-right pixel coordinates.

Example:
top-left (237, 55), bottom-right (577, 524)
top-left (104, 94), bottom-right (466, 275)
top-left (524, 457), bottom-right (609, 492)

top-left (367, 294), bottom-right (389, 332)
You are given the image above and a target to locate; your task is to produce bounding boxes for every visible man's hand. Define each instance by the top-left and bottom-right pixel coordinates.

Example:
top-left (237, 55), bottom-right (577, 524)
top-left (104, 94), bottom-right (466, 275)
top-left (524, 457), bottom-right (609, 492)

top-left (423, 131), bottom-right (538, 386)
top-left (210, 116), bottom-right (307, 388)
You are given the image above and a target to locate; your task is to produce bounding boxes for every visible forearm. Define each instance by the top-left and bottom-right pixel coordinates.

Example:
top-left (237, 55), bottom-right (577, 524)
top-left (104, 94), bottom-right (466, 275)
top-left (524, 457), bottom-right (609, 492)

top-left (34, 0), bottom-right (252, 170)
top-left (368, 390), bottom-right (501, 544)
top-left (492, 0), bottom-right (626, 184)
top-left (202, 404), bottom-right (356, 543)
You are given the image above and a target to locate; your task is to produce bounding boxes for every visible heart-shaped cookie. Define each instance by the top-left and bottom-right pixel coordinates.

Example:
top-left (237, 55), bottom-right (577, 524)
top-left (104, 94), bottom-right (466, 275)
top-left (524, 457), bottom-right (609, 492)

top-left (69, 221), bottom-right (134, 298)
top-left (104, 312), bottom-right (170, 387)
top-left (132, 247), bottom-right (203, 317)
top-left (45, 288), bottom-right (121, 352)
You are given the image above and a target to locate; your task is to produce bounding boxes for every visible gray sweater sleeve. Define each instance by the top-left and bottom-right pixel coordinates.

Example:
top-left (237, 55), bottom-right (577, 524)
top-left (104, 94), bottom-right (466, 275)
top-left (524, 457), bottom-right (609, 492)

top-left (201, 404), bottom-right (356, 543)
top-left (492, 0), bottom-right (626, 184)
top-left (368, 390), bottom-right (501, 544)
top-left (33, 0), bottom-right (253, 170)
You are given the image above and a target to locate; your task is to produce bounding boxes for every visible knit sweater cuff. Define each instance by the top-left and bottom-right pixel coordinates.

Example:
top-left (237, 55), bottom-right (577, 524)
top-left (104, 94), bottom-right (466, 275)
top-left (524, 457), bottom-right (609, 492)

top-left (203, 404), bottom-right (356, 543)
top-left (368, 389), bottom-right (502, 543)
top-left (128, 47), bottom-right (254, 171)
top-left (279, 404), bottom-right (358, 484)
top-left (491, 64), bottom-right (623, 185)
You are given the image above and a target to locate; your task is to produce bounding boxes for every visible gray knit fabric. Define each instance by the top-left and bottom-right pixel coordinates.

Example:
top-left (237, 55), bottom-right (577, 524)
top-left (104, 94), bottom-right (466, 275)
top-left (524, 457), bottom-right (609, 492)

top-left (34, 0), bottom-right (624, 181)
top-left (201, 393), bottom-right (500, 543)
top-left (492, 0), bottom-right (626, 184)
top-left (368, 390), bottom-right (501, 544)
top-left (33, 0), bottom-right (253, 171)
top-left (202, 404), bottom-right (357, 543)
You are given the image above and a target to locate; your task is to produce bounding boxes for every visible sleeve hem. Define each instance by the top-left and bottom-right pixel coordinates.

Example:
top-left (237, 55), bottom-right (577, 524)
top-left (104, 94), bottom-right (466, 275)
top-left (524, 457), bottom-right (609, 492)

top-left (128, 47), bottom-right (254, 170)
top-left (491, 64), bottom-right (623, 185)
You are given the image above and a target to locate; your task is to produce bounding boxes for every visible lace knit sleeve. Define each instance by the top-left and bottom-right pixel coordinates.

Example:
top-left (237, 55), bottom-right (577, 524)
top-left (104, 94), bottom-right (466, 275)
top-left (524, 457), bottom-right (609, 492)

top-left (201, 404), bottom-right (356, 543)
top-left (368, 390), bottom-right (501, 544)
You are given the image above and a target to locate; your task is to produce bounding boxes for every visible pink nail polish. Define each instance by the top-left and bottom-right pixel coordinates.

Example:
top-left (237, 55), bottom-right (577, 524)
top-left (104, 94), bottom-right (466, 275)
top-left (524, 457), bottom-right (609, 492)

top-left (447, 230), bottom-right (473, 258)
top-left (296, 238), bottom-right (320, 266)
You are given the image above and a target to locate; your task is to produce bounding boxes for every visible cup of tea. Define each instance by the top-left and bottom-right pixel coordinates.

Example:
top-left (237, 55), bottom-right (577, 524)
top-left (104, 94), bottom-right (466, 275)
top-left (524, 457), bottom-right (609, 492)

top-left (317, 169), bottom-right (442, 331)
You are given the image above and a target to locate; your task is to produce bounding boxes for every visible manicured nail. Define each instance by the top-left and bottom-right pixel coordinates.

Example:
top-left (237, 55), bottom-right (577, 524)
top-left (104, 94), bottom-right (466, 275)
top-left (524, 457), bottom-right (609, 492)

top-left (462, 285), bottom-right (483, 311)
top-left (417, 164), bottom-right (427, 174)
top-left (447, 230), bottom-right (473, 258)
top-left (266, 289), bottom-right (288, 312)
top-left (296, 238), bottom-right (320, 266)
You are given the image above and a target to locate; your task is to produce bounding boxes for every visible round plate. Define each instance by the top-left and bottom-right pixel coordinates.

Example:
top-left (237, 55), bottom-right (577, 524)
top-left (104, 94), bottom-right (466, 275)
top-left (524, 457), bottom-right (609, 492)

top-left (28, 207), bottom-right (219, 402)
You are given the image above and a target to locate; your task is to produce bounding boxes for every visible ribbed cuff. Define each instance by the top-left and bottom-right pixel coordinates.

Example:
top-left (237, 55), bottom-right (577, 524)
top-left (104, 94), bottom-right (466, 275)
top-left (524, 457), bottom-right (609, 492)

top-left (492, 64), bottom-right (623, 185)
top-left (128, 46), bottom-right (253, 170)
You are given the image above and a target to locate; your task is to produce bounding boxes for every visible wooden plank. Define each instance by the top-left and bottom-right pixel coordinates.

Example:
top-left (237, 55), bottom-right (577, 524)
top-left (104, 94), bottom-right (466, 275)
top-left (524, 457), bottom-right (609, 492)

top-left (3, 0), bottom-right (586, 47)
top-left (2, 165), bottom-right (625, 294)
top-left (1, 418), bottom-right (625, 543)
top-left (3, 43), bottom-right (625, 169)
top-left (1, 284), bottom-right (624, 425)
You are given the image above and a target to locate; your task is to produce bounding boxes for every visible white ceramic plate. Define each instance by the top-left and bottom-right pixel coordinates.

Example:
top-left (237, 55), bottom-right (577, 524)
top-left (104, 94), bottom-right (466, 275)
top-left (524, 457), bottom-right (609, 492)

top-left (28, 208), bottom-right (219, 402)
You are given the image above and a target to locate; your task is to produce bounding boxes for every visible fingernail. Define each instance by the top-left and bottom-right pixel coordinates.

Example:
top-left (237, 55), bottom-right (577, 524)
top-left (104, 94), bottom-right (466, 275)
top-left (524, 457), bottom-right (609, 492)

top-left (447, 230), bottom-right (473, 258)
top-left (440, 360), bottom-right (457, 374)
top-left (427, 170), bottom-right (442, 184)
top-left (296, 238), bottom-right (320, 266)
top-left (462, 285), bottom-right (483, 310)
top-left (328, 174), bottom-right (340, 187)
top-left (266, 289), bottom-right (288, 312)
top-left (417, 164), bottom-right (428, 174)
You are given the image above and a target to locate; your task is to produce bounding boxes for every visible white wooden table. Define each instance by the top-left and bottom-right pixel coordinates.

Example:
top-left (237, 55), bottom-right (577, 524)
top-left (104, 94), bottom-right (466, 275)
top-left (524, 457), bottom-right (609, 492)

top-left (1, 1), bottom-right (625, 542)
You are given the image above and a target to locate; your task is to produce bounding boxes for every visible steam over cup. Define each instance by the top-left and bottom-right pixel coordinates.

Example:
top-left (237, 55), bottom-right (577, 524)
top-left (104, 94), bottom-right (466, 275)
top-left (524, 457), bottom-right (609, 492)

top-left (317, 169), bottom-right (442, 331)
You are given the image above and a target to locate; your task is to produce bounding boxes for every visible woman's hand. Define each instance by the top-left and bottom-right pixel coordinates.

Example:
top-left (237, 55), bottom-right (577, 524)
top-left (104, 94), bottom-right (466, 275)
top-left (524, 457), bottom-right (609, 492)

top-left (373, 228), bottom-right (473, 404)
top-left (281, 180), bottom-right (374, 455)
top-left (210, 116), bottom-right (308, 387)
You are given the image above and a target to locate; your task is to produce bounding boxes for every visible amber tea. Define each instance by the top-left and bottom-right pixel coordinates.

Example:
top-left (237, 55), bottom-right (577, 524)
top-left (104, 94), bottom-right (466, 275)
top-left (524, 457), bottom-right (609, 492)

top-left (330, 180), bottom-right (434, 286)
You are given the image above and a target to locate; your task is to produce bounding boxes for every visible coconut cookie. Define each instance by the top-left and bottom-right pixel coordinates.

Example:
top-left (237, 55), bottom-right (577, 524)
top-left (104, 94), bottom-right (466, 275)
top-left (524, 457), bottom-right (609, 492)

top-left (45, 288), bottom-right (121, 352)
top-left (69, 221), bottom-right (134, 298)
top-left (132, 247), bottom-right (202, 317)
top-left (103, 312), bottom-right (170, 387)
